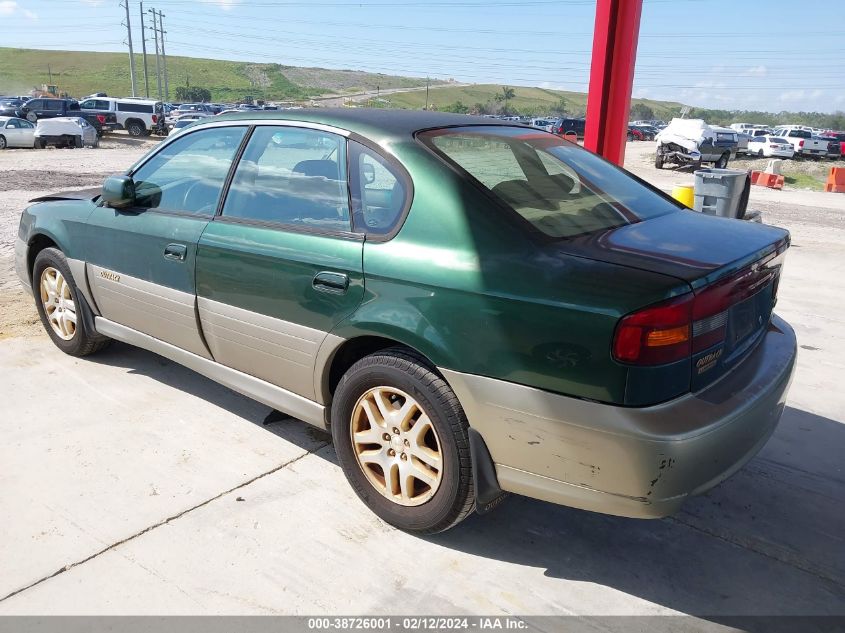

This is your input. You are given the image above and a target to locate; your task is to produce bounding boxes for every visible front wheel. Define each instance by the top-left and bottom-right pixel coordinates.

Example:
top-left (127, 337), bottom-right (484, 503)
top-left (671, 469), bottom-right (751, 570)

top-left (331, 348), bottom-right (475, 533)
top-left (757, 149), bottom-right (764, 157)
top-left (0, 135), bottom-right (6, 149)
top-left (32, 248), bottom-right (110, 356)
top-left (654, 152), bottom-right (664, 169)
top-left (715, 152), bottom-right (730, 168)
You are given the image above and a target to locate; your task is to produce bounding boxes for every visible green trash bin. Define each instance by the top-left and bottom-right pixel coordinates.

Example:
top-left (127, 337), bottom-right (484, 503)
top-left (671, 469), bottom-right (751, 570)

top-left (693, 168), bottom-right (751, 219)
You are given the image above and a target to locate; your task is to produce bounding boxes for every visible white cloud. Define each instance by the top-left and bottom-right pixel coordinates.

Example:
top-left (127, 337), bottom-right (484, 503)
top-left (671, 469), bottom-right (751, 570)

top-left (745, 65), bottom-right (767, 77)
top-left (200, 0), bottom-right (242, 10)
top-left (0, 1), bottom-right (37, 19)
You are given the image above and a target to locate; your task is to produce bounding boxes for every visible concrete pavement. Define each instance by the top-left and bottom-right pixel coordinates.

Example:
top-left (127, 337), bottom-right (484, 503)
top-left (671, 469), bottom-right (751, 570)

top-left (0, 332), bottom-right (843, 616)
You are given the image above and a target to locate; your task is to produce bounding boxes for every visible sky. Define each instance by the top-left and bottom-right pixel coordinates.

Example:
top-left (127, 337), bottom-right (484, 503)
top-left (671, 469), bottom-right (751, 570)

top-left (1, 0), bottom-right (844, 113)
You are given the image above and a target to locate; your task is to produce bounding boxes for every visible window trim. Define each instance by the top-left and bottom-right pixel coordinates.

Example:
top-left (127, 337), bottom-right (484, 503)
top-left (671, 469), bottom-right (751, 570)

top-left (347, 135), bottom-right (414, 242)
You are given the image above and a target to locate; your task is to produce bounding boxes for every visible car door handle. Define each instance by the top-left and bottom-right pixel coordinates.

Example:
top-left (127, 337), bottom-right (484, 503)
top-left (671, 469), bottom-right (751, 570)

top-left (312, 271), bottom-right (349, 294)
top-left (163, 243), bottom-right (187, 261)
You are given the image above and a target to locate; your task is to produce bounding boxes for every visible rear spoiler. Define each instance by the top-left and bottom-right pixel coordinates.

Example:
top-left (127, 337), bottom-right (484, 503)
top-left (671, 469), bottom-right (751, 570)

top-left (29, 187), bottom-right (102, 203)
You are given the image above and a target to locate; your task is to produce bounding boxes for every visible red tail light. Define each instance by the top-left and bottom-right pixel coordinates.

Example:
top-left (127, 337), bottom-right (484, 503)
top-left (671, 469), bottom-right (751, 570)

top-left (770, 144), bottom-right (778, 148)
top-left (613, 295), bottom-right (692, 365)
top-left (96, 114), bottom-right (106, 124)
top-left (799, 139), bottom-right (805, 147)
top-left (152, 114), bottom-right (158, 123)
top-left (613, 253), bottom-right (784, 366)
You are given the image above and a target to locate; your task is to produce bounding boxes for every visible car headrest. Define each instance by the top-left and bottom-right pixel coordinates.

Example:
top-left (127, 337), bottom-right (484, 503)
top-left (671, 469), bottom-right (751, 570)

top-left (292, 159), bottom-right (340, 181)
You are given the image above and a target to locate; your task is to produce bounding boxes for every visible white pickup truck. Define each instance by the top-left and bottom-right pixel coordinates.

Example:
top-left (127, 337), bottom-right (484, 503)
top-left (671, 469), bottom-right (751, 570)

top-left (771, 126), bottom-right (828, 157)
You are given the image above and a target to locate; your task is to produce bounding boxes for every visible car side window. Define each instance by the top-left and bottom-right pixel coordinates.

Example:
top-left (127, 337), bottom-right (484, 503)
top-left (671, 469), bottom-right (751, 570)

top-left (349, 142), bottom-right (409, 236)
top-left (222, 126), bottom-right (351, 232)
top-left (6, 119), bottom-right (20, 128)
top-left (131, 126), bottom-right (247, 215)
top-left (21, 120), bottom-right (34, 128)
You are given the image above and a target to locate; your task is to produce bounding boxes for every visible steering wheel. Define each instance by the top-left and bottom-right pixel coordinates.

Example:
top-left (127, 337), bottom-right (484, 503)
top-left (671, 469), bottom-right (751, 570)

top-left (182, 181), bottom-right (219, 215)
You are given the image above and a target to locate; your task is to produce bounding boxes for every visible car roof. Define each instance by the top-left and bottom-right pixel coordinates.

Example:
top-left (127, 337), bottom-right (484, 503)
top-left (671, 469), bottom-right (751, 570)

top-left (203, 108), bottom-right (519, 141)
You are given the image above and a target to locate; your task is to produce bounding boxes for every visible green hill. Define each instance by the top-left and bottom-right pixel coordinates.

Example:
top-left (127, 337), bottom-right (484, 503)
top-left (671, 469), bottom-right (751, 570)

top-left (0, 47), bottom-right (441, 102)
top-left (0, 46), bottom-right (686, 119)
top-left (387, 84), bottom-right (685, 119)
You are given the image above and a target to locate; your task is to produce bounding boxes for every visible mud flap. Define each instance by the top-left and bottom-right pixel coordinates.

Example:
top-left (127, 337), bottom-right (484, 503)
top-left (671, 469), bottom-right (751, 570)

top-left (468, 428), bottom-right (508, 514)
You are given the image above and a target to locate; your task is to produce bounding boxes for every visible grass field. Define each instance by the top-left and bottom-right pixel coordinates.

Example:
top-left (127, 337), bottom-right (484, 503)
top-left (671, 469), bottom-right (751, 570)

top-left (387, 84), bottom-right (686, 119)
top-left (0, 47), bottom-right (438, 102)
top-left (1, 46), bottom-right (685, 119)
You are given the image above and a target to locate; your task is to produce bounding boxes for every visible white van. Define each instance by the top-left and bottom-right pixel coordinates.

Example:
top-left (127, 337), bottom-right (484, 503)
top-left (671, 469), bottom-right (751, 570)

top-left (78, 97), bottom-right (164, 136)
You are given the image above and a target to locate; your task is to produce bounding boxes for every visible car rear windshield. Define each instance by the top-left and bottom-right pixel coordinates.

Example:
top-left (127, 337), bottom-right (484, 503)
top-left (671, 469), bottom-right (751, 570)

top-left (419, 125), bottom-right (679, 239)
top-left (770, 137), bottom-right (788, 143)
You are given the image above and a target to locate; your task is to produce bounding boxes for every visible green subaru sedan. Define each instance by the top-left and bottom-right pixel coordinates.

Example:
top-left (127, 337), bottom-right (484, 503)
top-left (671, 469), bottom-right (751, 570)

top-left (16, 110), bottom-right (796, 533)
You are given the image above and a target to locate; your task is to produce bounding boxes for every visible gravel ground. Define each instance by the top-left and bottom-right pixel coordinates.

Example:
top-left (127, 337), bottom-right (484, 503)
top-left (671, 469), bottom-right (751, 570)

top-left (0, 133), bottom-right (160, 338)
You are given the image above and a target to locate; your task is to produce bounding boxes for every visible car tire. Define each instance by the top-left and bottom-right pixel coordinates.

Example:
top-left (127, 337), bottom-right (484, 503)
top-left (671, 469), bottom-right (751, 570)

top-left (627, 133), bottom-right (634, 142)
top-left (757, 149), bottom-right (764, 157)
top-left (715, 153), bottom-right (729, 168)
top-left (654, 152), bottom-right (664, 169)
top-left (126, 120), bottom-right (144, 137)
top-left (331, 347), bottom-right (475, 534)
top-left (74, 135), bottom-right (84, 149)
top-left (0, 135), bottom-right (6, 150)
top-left (26, 112), bottom-right (37, 123)
top-left (32, 247), bottom-right (110, 357)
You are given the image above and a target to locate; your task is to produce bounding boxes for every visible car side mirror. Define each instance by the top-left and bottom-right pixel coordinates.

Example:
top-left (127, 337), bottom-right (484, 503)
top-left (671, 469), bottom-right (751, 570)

top-left (101, 175), bottom-right (136, 208)
top-left (362, 163), bottom-right (376, 185)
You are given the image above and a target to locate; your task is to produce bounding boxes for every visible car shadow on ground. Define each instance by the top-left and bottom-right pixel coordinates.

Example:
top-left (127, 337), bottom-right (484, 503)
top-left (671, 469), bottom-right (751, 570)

top-left (88, 343), bottom-right (844, 620)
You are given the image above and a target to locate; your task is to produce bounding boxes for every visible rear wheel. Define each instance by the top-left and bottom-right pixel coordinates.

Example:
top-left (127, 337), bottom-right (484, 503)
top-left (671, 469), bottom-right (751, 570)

top-left (0, 135), bottom-right (6, 150)
top-left (126, 120), bottom-right (145, 137)
top-left (331, 348), bottom-right (475, 533)
top-left (715, 152), bottom-right (730, 168)
top-left (757, 149), bottom-right (764, 157)
top-left (32, 248), bottom-right (110, 356)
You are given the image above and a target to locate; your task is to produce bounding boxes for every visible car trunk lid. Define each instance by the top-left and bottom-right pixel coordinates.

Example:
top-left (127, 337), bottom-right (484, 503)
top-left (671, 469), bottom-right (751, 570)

top-left (554, 209), bottom-right (789, 395)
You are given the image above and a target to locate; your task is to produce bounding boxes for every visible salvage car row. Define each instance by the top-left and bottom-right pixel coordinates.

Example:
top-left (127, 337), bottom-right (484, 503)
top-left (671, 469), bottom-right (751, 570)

top-left (0, 115), bottom-right (100, 149)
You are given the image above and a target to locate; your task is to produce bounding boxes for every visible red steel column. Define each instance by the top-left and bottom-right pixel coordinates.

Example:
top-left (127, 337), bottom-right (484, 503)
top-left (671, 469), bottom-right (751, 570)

top-left (583, 0), bottom-right (643, 165)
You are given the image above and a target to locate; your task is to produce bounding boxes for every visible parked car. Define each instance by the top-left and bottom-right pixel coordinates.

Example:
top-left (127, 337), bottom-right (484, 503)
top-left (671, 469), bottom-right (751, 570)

top-left (771, 126), bottom-right (828, 158)
top-left (530, 118), bottom-right (555, 132)
top-left (79, 97), bottom-right (165, 137)
top-left (634, 124), bottom-right (658, 140)
top-left (655, 118), bottom-right (737, 169)
top-left (746, 135), bottom-right (795, 158)
top-left (167, 119), bottom-right (196, 136)
top-left (15, 111), bottom-right (795, 533)
top-left (815, 133), bottom-right (842, 160)
top-left (0, 116), bottom-right (36, 148)
top-left (34, 117), bottom-right (99, 148)
top-left (0, 97), bottom-right (25, 117)
top-left (18, 98), bottom-right (117, 136)
top-left (735, 132), bottom-right (752, 155)
top-left (821, 130), bottom-right (845, 155)
top-left (554, 117), bottom-right (586, 138)
top-left (166, 112), bottom-right (211, 131)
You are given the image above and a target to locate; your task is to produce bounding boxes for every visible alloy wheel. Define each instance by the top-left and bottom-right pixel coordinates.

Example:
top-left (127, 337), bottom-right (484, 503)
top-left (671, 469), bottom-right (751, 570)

top-left (350, 386), bottom-right (443, 506)
top-left (39, 266), bottom-right (76, 340)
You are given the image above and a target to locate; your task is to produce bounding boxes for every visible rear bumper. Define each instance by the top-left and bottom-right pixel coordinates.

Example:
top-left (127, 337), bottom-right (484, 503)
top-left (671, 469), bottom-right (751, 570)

top-left (442, 315), bottom-right (796, 519)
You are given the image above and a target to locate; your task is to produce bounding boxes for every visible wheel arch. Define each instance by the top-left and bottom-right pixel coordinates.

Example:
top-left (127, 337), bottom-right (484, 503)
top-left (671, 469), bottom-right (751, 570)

top-left (318, 334), bottom-right (445, 408)
top-left (26, 233), bottom-right (62, 284)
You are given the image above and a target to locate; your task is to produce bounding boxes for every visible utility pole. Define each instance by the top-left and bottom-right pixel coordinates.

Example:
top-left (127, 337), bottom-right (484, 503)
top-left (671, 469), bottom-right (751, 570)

top-left (121, 0), bottom-right (137, 97)
top-left (425, 76), bottom-right (429, 110)
top-left (139, 1), bottom-right (150, 97)
top-left (148, 7), bottom-right (162, 100)
top-left (157, 10), bottom-right (169, 100)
